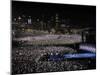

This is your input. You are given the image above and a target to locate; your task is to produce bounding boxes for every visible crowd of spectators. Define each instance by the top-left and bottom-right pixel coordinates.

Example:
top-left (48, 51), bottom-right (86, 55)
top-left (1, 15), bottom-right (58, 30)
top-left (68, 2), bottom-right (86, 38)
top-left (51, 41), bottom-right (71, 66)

top-left (12, 46), bottom-right (95, 74)
top-left (12, 32), bottom-right (95, 74)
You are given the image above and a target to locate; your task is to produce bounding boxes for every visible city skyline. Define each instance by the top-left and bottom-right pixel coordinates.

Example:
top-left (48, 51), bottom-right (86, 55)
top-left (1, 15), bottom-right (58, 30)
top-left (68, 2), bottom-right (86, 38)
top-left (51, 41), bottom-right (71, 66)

top-left (12, 1), bottom-right (96, 27)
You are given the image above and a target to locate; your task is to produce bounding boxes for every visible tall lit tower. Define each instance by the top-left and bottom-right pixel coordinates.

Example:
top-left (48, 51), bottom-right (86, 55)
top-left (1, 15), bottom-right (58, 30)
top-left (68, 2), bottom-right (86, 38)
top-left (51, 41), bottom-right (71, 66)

top-left (55, 13), bottom-right (60, 31)
top-left (18, 16), bottom-right (22, 24)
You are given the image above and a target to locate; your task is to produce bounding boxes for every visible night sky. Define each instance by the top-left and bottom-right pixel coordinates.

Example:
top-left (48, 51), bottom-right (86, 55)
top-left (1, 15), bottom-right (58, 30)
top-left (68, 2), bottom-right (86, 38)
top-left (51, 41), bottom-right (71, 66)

top-left (12, 1), bottom-right (96, 27)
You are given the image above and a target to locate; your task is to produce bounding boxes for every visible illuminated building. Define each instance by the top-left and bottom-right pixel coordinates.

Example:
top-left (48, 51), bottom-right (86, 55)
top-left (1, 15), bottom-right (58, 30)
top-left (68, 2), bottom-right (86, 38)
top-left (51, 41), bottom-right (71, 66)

top-left (28, 16), bottom-right (32, 24)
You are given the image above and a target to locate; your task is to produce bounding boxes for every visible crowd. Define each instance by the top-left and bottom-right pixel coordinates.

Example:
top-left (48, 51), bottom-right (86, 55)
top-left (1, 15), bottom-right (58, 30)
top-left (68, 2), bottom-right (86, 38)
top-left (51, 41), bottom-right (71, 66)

top-left (12, 33), bottom-right (95, 74)
top-left (12, 46), bottom-right (95, 74)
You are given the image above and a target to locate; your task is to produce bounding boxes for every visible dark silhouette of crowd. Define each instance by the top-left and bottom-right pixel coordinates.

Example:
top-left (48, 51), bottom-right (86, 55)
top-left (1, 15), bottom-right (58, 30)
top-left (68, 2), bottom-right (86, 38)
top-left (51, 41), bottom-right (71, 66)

top-left (12, 46), bottom-right (95, 74)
